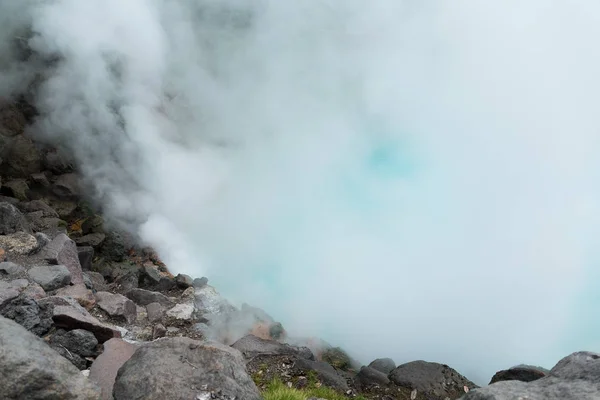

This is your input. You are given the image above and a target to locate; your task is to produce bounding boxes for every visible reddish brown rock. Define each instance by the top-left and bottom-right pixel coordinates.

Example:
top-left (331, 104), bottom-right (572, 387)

top-left (52, 305), bottom-right (121, 343)
top-left (89, 339), bottom-right (138, 400)
top-left (56, 284), bottom-right (96, 310)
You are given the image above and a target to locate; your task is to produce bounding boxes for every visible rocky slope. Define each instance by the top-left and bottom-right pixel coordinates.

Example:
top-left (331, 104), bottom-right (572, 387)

top-left (1, 100), bottom-right (599, 399)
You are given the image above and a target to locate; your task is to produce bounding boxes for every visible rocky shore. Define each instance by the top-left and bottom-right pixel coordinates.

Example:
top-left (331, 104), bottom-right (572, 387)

top-left (1, 102), bottom-right (599, 400)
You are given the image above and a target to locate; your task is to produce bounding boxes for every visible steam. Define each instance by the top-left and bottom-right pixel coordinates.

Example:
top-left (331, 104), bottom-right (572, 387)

top-left (2, 0), bottom-right (600, 383)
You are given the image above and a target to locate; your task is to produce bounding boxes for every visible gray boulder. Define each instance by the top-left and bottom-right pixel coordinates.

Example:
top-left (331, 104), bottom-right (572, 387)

top-left (461, 351), bottom-right (600, 400)
top-left (0, 315), bottom-right (101, 399)
top-left (369, 357), bottom-right (396, 374)
top-left (0, 261), bottom-right (23, 276)
top-left (490, 366), bottom-right (547, 384)
top-left (28, 264), bottom-right (72, 291)
top-left (293, 358), bottom-right (349, 391)
top-left (112, 337), bottom-right (261, 400)
top-left (43, 233), bottom-right (85, 285)
top-left (0, 201), bottom-right (30, 234)
top-left (356, 365), bottom-right (390, 387)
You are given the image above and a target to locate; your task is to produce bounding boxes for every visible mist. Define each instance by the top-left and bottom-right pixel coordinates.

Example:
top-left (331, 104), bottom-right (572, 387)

top-left (1, 0), bottom-right (600, 384)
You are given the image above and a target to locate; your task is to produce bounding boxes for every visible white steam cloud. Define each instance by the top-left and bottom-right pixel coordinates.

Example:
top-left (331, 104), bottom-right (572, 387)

top-left (2, 0), bottom-right (600, 384)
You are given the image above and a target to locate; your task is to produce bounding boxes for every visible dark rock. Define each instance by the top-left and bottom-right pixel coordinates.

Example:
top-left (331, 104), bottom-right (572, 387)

top-left (193, 276), bottom-right (208, 288)
top-left (389, 360), bottom-right (477, 399)
top-left (0, 294), bottom-right (53, 335)
top-left (175, 273), bottom-right (193, 288)
top-left (50, 328), bottom-right (99, 357)
top-left (30, 172), bottom-right (50, 187)
top-left (0, 316), bottom-right (101, 399)
top-left (293, 358), bottom-right (349, 391)
top-left (26, 211), bottom-right (62, 232)
top-left (0, 286), bottom-right (20, 309)
top-left (269, 322), bottom-right (285, 340)
top-left (78, 246), bottom-right (94, 271)
top-left (52, 304), bottom-right (122, 343)
top-left (21, 283), bottom-right (46, 300)
top-left (142, 264), bottom-right (161, 283)
top-left (369, 357), bottom-right (397, 374)
top-left (28, 264), bottom-right (71, 291)
top-left (1, 179), bottom-right (29, 200)
top-left (0, 103), bottom-right (27, 137)
top-left (232, 334), bottom-right (315, 360)
top-left (81, 215), bottom-right (104, 235)
top-left (113, 337), bottom-right (261, 400)
top-left (76, 232), bottom-right (106, 247)
top-left (153, 323), bottom-right (167, 339)
top-left (126, 288), bottom-right (174, 308)
top-left (99, 231), bottom-right (126, 262)
top-left (52, 173), bottom-right (81, 198)
top-left (50, 343), bottom-right (88, 370)
top-left (0, 135), bottom-right (42, 177)
top-left (356, 366), bottom-right (390, 387)
top-left (89, 338), bottom-right (138, 400)
top-left (83, 271), bottom-right (107, 292)
top-left (157, 276), bottom-right (176, 292)
top-left (0, 261), bottom-right (23, 275)
top-left (321, 346), bottom-right (358, 371)
top-left (49, 198), bottom-right (78, 219)
top-left (490, 367), bottom-right (547, 384)
top-left (43, 149), bottom-right (73, 174)
top-left (95, 291), bottom-right (137, 324)
top-left (19, 199), bottom-right (59, 217)
top-left (0, 195), bottom-right (19, 205)
top-left (42, 233), bottom-right (84, 285)
top-left (0, 201), bottom-right (30, 234)
top-left (146, 302), bottom-right (164, 323)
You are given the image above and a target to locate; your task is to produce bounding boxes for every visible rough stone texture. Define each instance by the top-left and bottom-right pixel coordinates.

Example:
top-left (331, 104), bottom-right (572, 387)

top-left (490, 366), bottom-right (547, 384)
top-left (0, 261), bottom-right (23, 275)
top-left (28, 264), bottom-right (72, 291)
top-left (0, 231), bottom-right (38, 254)
top-left (142, 264), bottom-right (161, 283)
top-left (146, 302), bottom-right (164, 323)
top-left (0, 316), bottom-right (101, 399)
top-left (26, 210), bottom-right (62, 232)
top-left (50, 328), bottom-right (99, 357)
top-left (52, 305), bottom-right (122, 343)
top-left (44, 149), bottom-right (73, 174)
top-left (0, 103), bottom-right (26, 137)
top-left (52, 173), bottom-right (81, 198)
top-left (10, 278), bottom-right (29, 290)
top-left (30, 172), bottom-right (51, 187)
top-left (0, 294), bottom-right (53, 335)
top-left (22, 283), bottom-right (46, 300)
top-left (43, 233), bottom-right (84, 285)
top-left (550, 351), bottom-right (600, 380)
top-left (0, 135), bottom-right (42, 178)
top-left (126, 288), bottom-right (174, 308)
top-left (19, 199), bottom-right (59, 217)
top-left (356, 365), bottom-right (390, 387)
top-left (78, 246), bottom-right (94, 271)
top-left (293, 358), bottom-right (349, 391)
top-left (2, 178), bottom-right (29, 200)
top-left (389, 360), bottom-right (477, 399)
top-left (76, 233), bottom-right (106, 247)
top-left (369, 357), bottom-right (397, 374)
top-left (84, 271), bottom-right (107, 292)
top-left (89, 339), bottom-right (138, 400)
top-left (0, 287), bottom-right (20, 309)
top-left (193, 276), bottom-right (208, 288)
top-left (175, 273), bottom-right (193, 288)
top-left (95, 291), bottom-right (136, 324)
top-left (113, 337), bottom-right (261, 400)
top-left (0, 202), bottom-right (30, 234)
top-left (166, 303), bottom-right (195, 321)
top-left (153, 323), bottom-right (167, 339)
top-left (56, 284), bottom-right (96, 309)
top-left (460, 378), bottom-right (599, 400)
top-left (232, 334), bottom-right (315, 360)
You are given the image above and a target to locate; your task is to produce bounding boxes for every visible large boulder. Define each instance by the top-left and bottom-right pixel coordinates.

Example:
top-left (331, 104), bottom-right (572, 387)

top-left (490, 366), bottom-right (547, 384)
top-left (112, 337), bottom-right (261, 400)
top-left (461, 351), bottom-right (600, 400)
top-left (389, 360), bottom-right (477, 399)
top-left (232, 334), bottom-right (314, 360)
top-left (369, 357), bottom-right (397, 374)
top-left (0, 315), bottom-right (101, 399)
top-left (0, 201), bottom-right (30, 234)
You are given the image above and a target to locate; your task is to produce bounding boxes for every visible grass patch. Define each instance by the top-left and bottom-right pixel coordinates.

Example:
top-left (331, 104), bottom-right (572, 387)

top-left (262, 379), bottom-right (367, 400)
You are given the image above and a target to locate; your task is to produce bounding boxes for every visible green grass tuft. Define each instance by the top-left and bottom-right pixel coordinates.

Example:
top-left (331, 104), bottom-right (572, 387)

top-left (261, 378), bottom-right (367, 400)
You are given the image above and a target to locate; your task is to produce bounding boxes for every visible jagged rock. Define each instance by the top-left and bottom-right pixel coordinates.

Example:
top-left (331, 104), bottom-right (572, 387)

top-left (369, 357), bottom-right (397, 374)
top-left (83, 271), bottom-right (107, 292)
top-left (175, 273), bottom-right (193, 288)
top-left (112, 337), bottom-right (261, 400)
top-left (50, 328), bottom-right (99, 357)
top-left (0, 103), bottom-right (26, 137)
top-left (0, 135), bottom-right (42, 178)
top-left (95, 291), bottom-right (136, 324)
top-left (146, 302), bottom-right (164, 323)
top-left (43, 233), bottom-right (84, 285)
top-left (26, 210), bottom-right (62, 232)
top-left (193, 276), bottom-right (208, 288)
top-left (1, 178), bottom-right (29, 200)
top-left (126, 288), bottom-right (174, 308)
top-left (321, 346), bottom-right (359, 371)
top-left (0, 201), bottom-right (30, 234)
top-left (389, 360), bottom-right (477, 399)
top-left (81, 215), bottom-right (104, 234)
top-left (33, 231), bottom-right (51, 252)
top-left (43, 149), bottom-right (73, 174)
top-left (0, 261), bottom-right (23, 276)
top-left (76, 233), bottom-right (106, 247)
top-left (153, 323), bottom-right (167, 339)
top-left (232, 334), bottom-right (315, 360)
top-left (490, 366), bottom-right (547, 384)
top-left (356, 366), bottom-right (390, 388)
top-left (166, 303), bottom-right (195, 321)
top-left (142, 264), bottom-right (161, 283)
top-left (463, 353), bottom-right (600, 400)
top-left (49, 198), bottom-right (78, 219)
top-left (194, 284), bottom-right (236, 315)
top-left (0, 286), bottom-right (20, 309)
top-left (28, 264), bottom-right (71, 291)
top-left (89, 339), bottom-right (138, 400)
top-left (293, 358), bottom-right (349, 391)
top-left (30, 172), bottom-right (51, 187)
top-left (99, 231), bottom-right (127, 262)
top-left (22, 283), bottom-right (46, 299)
top-left (52, 304), bottom-right (122, 343)
top-left (0, 316), bottom-right (101, 399)
top-left (0, 231), bottom-right (38, 254)
top-left (56, 284), bottom-right (96, 309)
top-left (78, 246), bottom-right (94, 270)
top-left (52, 173), bottom-right (81, 198)
top-left (19, 199), bottom-right (59, 217)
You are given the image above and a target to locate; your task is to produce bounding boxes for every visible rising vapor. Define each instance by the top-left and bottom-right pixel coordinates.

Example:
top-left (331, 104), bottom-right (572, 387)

top-left (1, 0), bottom-right (599, 384)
